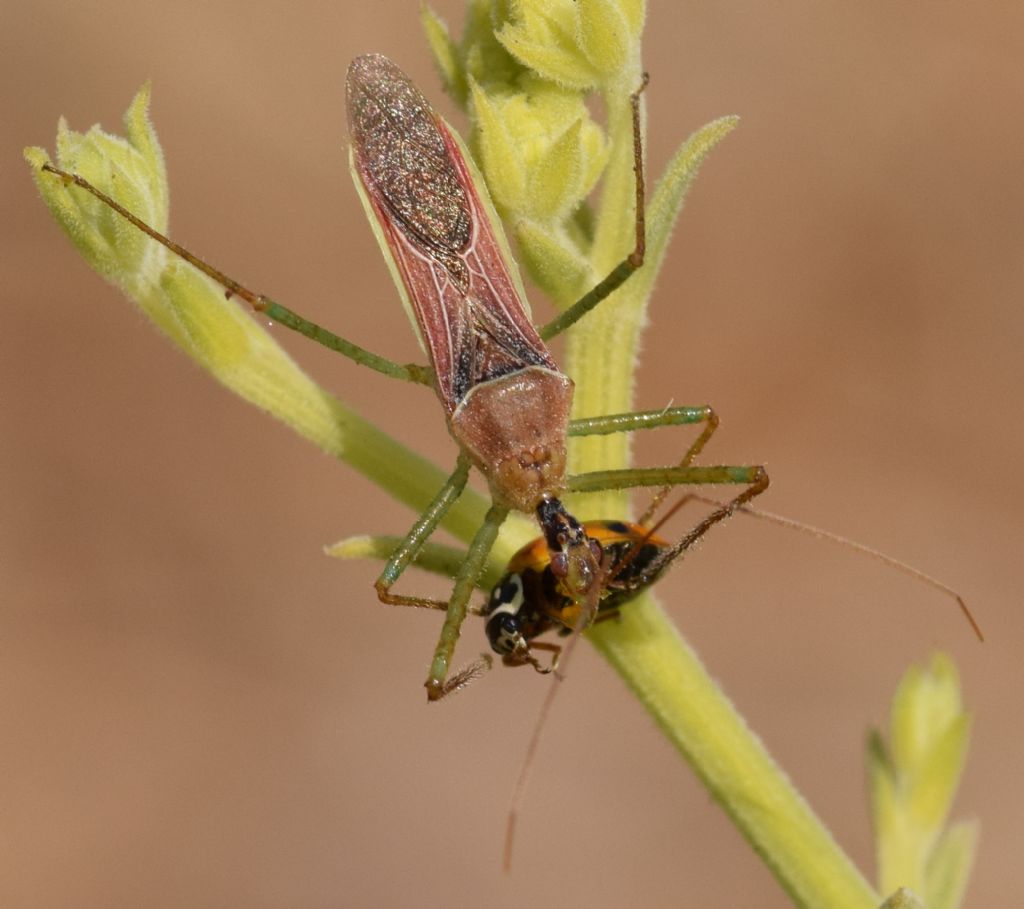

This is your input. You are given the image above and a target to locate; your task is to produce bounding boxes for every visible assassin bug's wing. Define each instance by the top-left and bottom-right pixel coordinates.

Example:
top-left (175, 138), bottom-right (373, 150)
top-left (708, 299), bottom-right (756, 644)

top-left (346, 54), bottom-right (557, 415)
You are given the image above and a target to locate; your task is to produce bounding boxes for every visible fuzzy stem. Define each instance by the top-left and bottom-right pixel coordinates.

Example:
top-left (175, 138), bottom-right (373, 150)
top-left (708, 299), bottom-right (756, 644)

top-left (563, 80), bottom-right (647, 518)
top-left (589, 597), bottom-right (879, 908)
top-left (564, 75), bottom-right (878, 909)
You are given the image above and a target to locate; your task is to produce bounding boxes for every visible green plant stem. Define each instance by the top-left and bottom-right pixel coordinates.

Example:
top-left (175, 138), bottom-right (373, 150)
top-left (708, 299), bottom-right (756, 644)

top-left (563, 81), bottom-right (647, 519)
top-left (566, 78), bottom-right (879, 909)
top-left (589, 597), bottom-right (880, 909)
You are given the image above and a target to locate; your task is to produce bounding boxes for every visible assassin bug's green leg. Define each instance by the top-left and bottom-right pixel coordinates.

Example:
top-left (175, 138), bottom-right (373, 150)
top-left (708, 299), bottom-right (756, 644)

top-left (39, 163), bottom-right (433, 388)
top-left (567, 404), bottom-right (720, 524)
top-left (537, 72), bottom-right (650, 343)
top-left (567, 403), bottom-right (768, 581)
top-left (427, 501), bottom-right (511, 693)
top-left (373, 455), bottom-right (472, 610)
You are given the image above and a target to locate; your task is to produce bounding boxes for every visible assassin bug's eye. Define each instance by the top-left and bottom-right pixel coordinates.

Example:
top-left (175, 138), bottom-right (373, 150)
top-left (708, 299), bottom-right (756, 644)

top-left (549, 552), bottom-right (569, 578)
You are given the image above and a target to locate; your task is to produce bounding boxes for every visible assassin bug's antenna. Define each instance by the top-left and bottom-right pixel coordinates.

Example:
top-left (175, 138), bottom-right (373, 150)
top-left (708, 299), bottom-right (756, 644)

top-left (670, 494), bottom-right (984, 642)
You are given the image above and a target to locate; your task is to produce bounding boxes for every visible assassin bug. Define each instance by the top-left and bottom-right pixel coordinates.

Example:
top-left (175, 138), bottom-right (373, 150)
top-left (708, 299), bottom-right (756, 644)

top-left (40, 54), bottom-right (768, 699)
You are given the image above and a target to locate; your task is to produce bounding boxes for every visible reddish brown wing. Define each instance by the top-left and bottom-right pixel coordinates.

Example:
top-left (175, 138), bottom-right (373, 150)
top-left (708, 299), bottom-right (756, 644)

top-left (346, 54), bottom-right (556, 414)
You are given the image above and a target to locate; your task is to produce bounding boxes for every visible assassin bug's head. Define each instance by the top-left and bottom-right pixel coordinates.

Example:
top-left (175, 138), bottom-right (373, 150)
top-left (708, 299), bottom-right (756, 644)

top-left (536, 498), bottom-right (605, 625)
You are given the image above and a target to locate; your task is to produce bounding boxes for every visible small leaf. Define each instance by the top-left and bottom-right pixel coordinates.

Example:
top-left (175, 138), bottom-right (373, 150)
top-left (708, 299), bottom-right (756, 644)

top-left (924, 821), bottom-right (978, 909)
top-left (527, 119), bottom-right (585, 221)
top-left (616, 0), bottom-right (646, 42)
top-left (461, 0), bottom-right (524, 92)
top-left (325, 534), bottom-right (499, 586)
top-left (905, 714), bottom-right (970, 835)
top-left (878, 889), bottom-right (928, 909)
top-left (26, 83), bottom-right (167, 293)
top-left (514, 218), bottom-right (593, 303)
top-left (469, 80), bottom-right (527, 210)
top-left (578, 0), bottom-right (633, 78)
top-left (628, 115), bottom-right (740, 308)
top-left (891, 654), bottom-right (963, 771)
top-left (421, 5), bottom-right (467, 106)
top-left (496, 0), bottom-right (601, 89)
top-left (867, 729), bottom-right (899, 849)
top-left (870, 655), bottom-right (977, 909)
top-left (468, 77), bottom-right (607, 229)
top-left (497, 32), bottom-right (600, 89)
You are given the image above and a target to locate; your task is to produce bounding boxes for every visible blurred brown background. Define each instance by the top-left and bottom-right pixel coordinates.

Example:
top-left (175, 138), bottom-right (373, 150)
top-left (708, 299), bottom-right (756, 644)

top-left (3, 1), bottom-right (1021, 906)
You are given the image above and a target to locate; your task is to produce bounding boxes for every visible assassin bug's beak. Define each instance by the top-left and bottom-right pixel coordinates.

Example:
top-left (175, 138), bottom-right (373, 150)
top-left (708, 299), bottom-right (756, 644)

top-left (539, 497), bottom-right (606, 628)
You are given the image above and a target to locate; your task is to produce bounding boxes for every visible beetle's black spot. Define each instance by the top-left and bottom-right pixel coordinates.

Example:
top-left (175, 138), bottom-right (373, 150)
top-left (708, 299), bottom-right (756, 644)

top-left (605, 520), bottom-right (631, 535)
top-left (497, 576), bottom-right (519, 603)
